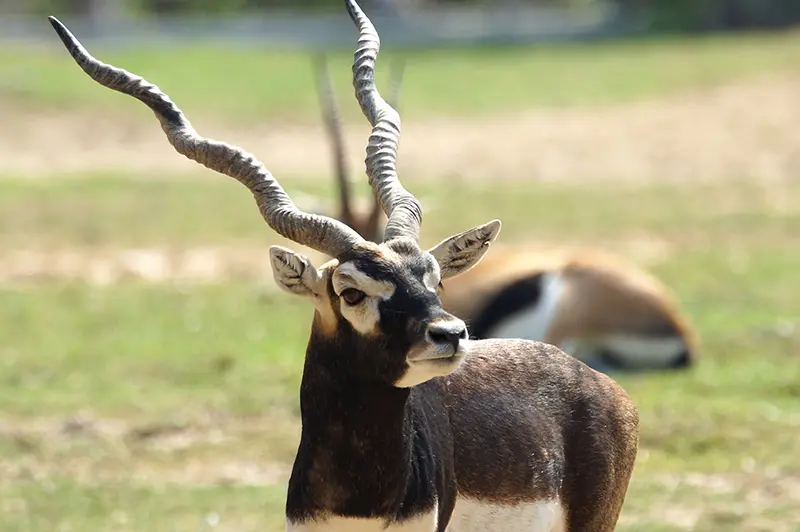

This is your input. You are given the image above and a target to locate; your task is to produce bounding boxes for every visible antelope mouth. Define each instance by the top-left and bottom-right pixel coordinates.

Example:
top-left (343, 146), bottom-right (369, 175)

top-left (408, 342), bottom-right (468, 362)
top-left (415, 352), bottom-right (461, 362)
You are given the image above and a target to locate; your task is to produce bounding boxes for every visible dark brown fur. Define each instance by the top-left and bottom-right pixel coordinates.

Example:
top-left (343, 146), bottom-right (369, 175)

top-left (445, 340), bottom-right (638, 528)
top-left (284, 244), bottom-right (639, 530)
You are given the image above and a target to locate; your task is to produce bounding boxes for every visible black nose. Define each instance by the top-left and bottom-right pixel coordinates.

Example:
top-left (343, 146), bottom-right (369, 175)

top-left (427, 321), bottom-right (468, 350)
top-left (670, 349), bottom-right (692, 369)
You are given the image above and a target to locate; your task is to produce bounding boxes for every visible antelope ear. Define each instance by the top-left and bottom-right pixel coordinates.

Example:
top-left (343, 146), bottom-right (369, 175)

top-left (428, 220), bottom-right (501, 280)
top-left (269, 246), bottom-right (325, 299)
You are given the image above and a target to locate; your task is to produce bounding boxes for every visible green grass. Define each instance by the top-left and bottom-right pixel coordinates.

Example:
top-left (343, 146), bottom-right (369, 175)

top-left (3, 29), bottom-right (800, 122)
top-left (1, 481), bottom-right (288, 532)
top-left (2, 174), bottom-right (800, 530)
top-left (0, 282), bottom-right (310, 417)
top-left (2, 172), bottom-right (798, 249)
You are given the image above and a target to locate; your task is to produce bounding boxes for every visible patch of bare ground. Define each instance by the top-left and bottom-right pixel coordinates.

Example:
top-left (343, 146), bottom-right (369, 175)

top-left (4, 412), bottom-right (799, 530)
top-left (0, 412), bottom-right (296, 487)
top-left (0, 236), bottom-right (672, 285)
top-left (618, 470), bottom-right (800, 530)
top-left (0, 246), bottom-right (276, 285)
top-left (2, 74), bottom-right (799, 184)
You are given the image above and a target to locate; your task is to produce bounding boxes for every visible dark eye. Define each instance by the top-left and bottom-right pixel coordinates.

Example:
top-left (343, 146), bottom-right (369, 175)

top-left (340, 288), bottom-right (367, 306)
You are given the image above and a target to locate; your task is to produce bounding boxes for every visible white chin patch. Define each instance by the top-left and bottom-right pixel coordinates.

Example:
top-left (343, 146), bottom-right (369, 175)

top-left (394, 341), bottom-right (470, 388)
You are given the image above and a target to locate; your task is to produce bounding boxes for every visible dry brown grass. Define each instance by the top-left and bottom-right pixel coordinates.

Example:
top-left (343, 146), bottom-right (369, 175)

top-left (3, 74), bottom-right (799, 185)
top-left (0, 412), bottom-right (295, 488)
top-left (0, 234), bottom-right (673, 285)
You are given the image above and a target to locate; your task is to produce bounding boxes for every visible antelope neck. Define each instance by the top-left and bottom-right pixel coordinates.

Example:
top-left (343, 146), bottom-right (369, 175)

top-left (285, 334), bottom-right (443, 525)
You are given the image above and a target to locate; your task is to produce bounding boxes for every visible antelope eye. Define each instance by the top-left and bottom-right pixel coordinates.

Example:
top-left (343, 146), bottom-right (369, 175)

top-left (340, 288), bottom-right (367, 306)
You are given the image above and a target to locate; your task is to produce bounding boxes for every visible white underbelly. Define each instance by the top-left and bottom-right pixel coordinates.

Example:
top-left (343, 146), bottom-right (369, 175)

top-left (287, 510), bottom-right (438, 531)
top-left (284, 498), bottom-right (564, 532)
top-left (447, 498), bottom-right (564, 532)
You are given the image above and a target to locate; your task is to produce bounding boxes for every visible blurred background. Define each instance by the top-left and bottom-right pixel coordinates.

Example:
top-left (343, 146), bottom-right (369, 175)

top-left (1, 0), bottom-right (799, 530)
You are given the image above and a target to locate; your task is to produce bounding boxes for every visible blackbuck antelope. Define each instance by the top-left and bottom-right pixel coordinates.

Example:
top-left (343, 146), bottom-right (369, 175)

top-left (49, 2), bottom-right (639, 530)
top-left (312, 56), bottom-right (697, 374)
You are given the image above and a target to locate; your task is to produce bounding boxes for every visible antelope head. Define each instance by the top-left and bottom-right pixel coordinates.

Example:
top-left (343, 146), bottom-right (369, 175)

top-left (49, 0), bottom-right (500, 388)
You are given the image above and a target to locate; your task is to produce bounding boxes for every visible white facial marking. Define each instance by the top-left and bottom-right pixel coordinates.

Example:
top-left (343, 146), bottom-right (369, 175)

top-left (422, 260), bottom-right (441, 294)
top-left (333, 262), bottom-right (395, 300)
top-left (448, 498), bottom-right (564, 532)
top-left (333, 262), bottom-right (396, 336)
top-left (287, 506), bottom-right (438, 531)
top-left (394, 337), bottom-right (470, 388)
top-left (394, 355), bottom-right (466, 388)
top-left (487, 273), bottom-right (564, 341)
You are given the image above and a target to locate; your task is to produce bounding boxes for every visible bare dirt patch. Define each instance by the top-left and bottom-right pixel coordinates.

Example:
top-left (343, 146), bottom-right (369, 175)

top-left (2, 74), bottom-right (799, 184)
top-left (618, 470), bottom-right (800, 530)
top-left (0, 236), bottom-right (673, 285)
top-left (0, 246), bottom-right (275, 285)
top-left (0, 413), bottom-right (295, 487)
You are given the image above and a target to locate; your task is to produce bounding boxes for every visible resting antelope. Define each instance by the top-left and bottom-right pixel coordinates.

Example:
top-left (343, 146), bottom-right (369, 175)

top-left (50, 2), bottom-right (639, 531)
top-left (312, 55), bottom-right (697, 374)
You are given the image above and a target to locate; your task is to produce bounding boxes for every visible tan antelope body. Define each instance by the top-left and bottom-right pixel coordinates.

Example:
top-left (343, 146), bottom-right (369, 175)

top-left (50, 2), bottom-right (639, 530)
top-left (442, 246), bottom-right (697, 372)
top-left (312, 56), bottom-right (696, 373)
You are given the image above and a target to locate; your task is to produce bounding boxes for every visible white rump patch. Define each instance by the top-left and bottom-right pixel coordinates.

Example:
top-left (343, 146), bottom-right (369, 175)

top-left (486, 272), bottom-right (564, 341)
top-left (287, 508), bottom-right (438, 531)
top-left (448, 498), bottom-right (564, 532)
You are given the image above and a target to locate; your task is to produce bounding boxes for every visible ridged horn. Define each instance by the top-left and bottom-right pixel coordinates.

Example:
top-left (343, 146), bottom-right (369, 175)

top-left (364, 57), bottom-right (406, 239)
top-left (49, 16), bottom-right (364, 258)
top-left (345, 0), bottom-right (422, 243)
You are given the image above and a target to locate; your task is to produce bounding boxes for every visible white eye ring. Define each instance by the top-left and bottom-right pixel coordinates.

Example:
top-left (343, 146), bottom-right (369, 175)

top-left (340, 288), bottom-right (367, 306)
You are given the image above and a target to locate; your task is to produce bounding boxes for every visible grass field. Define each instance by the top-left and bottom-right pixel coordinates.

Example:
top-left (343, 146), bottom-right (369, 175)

top-left (2, 27), bottom-right (800, 532)
top-left (3, 29), bottom-right (800, 121)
